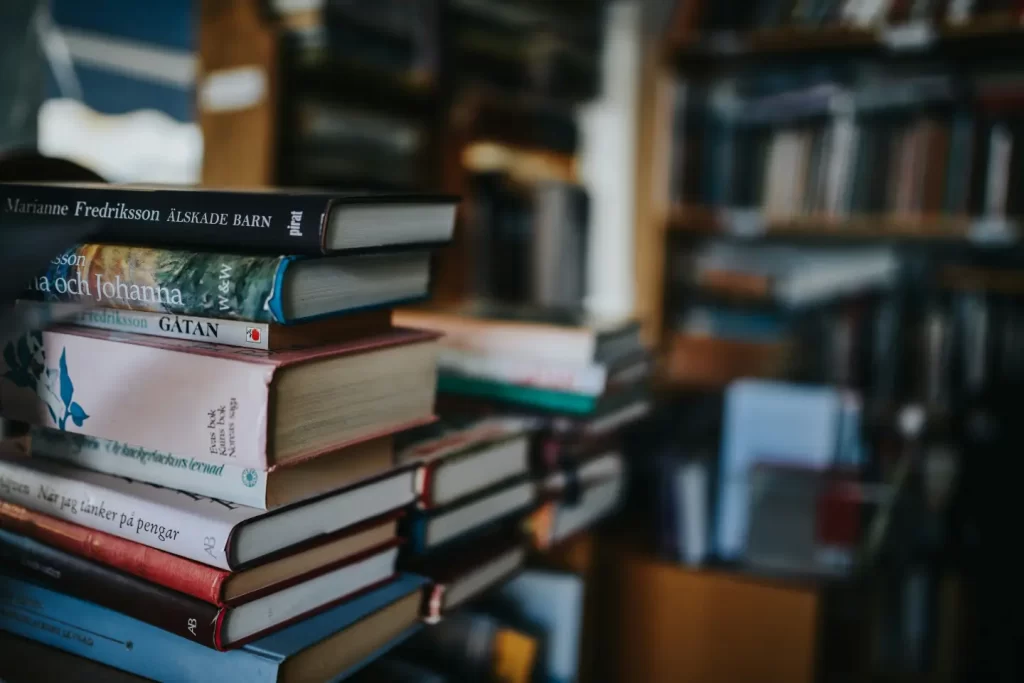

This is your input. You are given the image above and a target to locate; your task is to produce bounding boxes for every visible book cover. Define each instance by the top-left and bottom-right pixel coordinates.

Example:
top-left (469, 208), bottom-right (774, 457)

top-left (29, 428), bottom-right (275, 509)
top-left (0, 571), bottom-right (427, 683)
top-left (15, 301), bottom-right (392, 350)
top-left (24, 244), bottom-right (423, 324)
top-left (0, 182), bottom-right (455, 255)
top-left (0, 326), bottom-right (436, 468)
top-left (0, 526), bottom-right (401, 650)
top-left (0, 499), bottom-right (399, 605)
top-left (0, 453), bottom-right (415, 570)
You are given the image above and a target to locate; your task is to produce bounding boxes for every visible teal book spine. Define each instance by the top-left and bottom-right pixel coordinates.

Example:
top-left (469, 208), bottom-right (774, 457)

top-left (437, 374), bottom-right (599, 415)
top-left (26, 244), bottom-right (293, 323)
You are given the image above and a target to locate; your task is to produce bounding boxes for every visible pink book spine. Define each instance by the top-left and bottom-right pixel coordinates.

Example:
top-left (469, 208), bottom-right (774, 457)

top-left (0, 329), bottom-right (272, 468)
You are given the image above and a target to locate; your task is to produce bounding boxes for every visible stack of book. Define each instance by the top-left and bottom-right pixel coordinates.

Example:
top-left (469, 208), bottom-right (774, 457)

top-left (396, 302), bottom-right (650, 551)
top-left (0, 183), bottom-right (456, 681)
top-left (393, 417), bottom-right (535, 624)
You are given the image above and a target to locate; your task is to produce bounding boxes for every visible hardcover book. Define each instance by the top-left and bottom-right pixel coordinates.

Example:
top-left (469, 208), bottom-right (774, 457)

top-left (406, 478), bottom-right (536, 553)
top-left (0, 326), bottom-right (438, 468)
top-left (0, 571), bottom-right (428, 683)
top-left (0, 182), bottom-right (457, 255)
top-left (29, 429), bottom-right (397, 510)
top-left (0, 453), bottom-right (417, 570)
top-left (0, 500), bottom-right (399, 605)
top-left (396, 417), bottom-right (534, 509)
top-left (0, 526), bottom-right (401, 649)
top-left (25, 244), bottom-right (431, 324)
top-left (16, 301), bottom-right (393, 350)
top-left (395, 303), bottom-right (643, 365)
top-left (403, 532), bottom-right (526, 622)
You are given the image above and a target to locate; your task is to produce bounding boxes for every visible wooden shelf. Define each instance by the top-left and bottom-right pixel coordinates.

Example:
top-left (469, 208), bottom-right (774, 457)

top-left (669, 15), bottom-right (1024, 65)
top-left (666, 206), bottom-right (1005, 243)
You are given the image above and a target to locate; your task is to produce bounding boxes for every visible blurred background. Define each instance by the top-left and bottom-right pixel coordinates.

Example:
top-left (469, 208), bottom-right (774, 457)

top-left (2, 0), bottom-right (1023, 681)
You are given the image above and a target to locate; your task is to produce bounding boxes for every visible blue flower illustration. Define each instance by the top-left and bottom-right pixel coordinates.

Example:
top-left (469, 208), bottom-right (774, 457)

top-left (242, 468), bottom-right (259, 488)
top-left (2, 334), bottom-right (88, 431)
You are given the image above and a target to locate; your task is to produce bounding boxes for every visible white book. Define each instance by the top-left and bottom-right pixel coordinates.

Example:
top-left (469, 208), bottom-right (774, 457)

top-left (437, 348), bottom-right (608, 396)
top-left (16, 302), bottom-right (274, 350)
top-left (0, 452), bottom-right (415, 570)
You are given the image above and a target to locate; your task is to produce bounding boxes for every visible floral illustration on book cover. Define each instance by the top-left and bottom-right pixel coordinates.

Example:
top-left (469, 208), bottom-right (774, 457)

top-left (28, 245), bottom-right (282, 322)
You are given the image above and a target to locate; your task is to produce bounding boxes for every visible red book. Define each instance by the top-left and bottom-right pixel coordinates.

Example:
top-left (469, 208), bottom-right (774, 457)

top-left (0, 500), bottom-right (399, 605)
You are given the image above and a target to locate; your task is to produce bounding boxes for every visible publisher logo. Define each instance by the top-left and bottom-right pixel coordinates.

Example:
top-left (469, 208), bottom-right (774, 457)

top-left (242, 468), bottom-right (259, 488)
top-left (245, 327), bottom-right (262, 344)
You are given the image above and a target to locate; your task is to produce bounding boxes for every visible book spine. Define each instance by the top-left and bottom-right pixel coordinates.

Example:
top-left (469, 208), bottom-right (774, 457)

top-left (0, 528), bottom-right (222, 648)
top-left (0, 458), bottom-right (236, 569)
top-left (0, 500), bottom-right (226, 604)
top-left (0, 185), bottom-right (329, 254)
top-left (0, 574), bottom-right (279, 682)
top-left (0, 328), bottom-right (272, 468)
top-left (24, 245), bottom-right (288, 323)
top-left (30, 429), bottom-right (271, 509)
top-left (437, 349), bottom-right (607, 396)
top-left (17, 302), bottom-right (274, 350)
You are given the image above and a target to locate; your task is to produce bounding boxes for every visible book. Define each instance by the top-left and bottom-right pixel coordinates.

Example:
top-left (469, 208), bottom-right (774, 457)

top-left (436, 375), bottom-right (602, 415)
top-left (0, 500), bottom-right (398, 605)
top-left (0, 570), bottom-right (427, 683)
top-left (0, 452), bottom-right (416, 570)
top-left (0, 183), bottom-right (457, 255)
top-left (0, 631), bottom-right (150, 683)
top-left (0, 526), bottom-right (400, 649)
top-left (406, 533), bottom-right (527, 623)
top-left (395, 303), bottom-right (642, 365)
top-left (29, 429), bottom-right (396, 510)
top-left (0, 326), bottom-right (438, 468)
top-left (15, 301), bottom-right (393, 351)
top-left (350, 657), bottom-right (447, 683)
top-left (435, 346), bottom-right (651, 398)
top-left (395, 417), bottom-right (533, 509)
top-left (532, 477), bottom-right (623, 550)
top-left (25, 244), bottom-right (431, 324)
top-left (406, 479), bottom-right (536, 553)
top-left (538, 451), bottom-right (624, 502)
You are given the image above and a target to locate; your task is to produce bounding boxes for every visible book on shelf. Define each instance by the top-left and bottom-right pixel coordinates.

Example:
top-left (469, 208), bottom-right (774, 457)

top-left (24, 244), bottom-right (432, 324)
top-left (395, 417), bottom-right (534, 509)
top-left (0, 500), bottom-right (398, 606)
top-left (404, 478), bottom-right (536, 554)
top-left (0, 453), bottom-right (416, 570)
top-left (0, 326), bottom-right (438, 468)
top-left (0, 183), bottom-right (457, 254)
top-left (0, 525), bottom-right (400, 649)
top-left (15, 301), bottom-right (394, 351)
top-left (27, 429), bottom-right (396, 510)
top-left (401, 531), bottom-right (527, 623)
top-left (0, 570), bottom-right (427, 683)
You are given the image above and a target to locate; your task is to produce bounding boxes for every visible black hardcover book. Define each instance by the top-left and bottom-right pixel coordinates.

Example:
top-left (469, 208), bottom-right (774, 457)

top-left (0, 183), bottom-right (456, 255)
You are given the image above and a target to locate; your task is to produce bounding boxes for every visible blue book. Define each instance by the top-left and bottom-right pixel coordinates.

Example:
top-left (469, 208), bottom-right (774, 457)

top-left (0, 572), bottom-right (427, 683)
